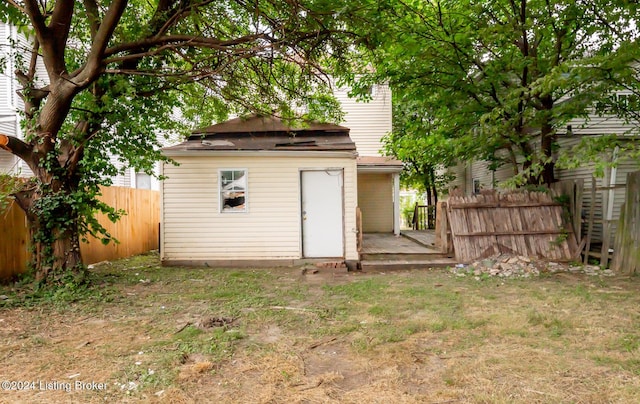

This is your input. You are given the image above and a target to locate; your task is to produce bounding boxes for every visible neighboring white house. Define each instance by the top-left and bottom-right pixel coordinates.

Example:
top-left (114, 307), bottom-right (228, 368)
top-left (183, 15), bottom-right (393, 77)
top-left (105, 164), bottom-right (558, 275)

top-left (160, 83), bottom-right (401, 267)
top-left (447, 104), bottom-right (640, 247)
top-left (0, 21), bottom-right (161, 190)
top-left (333, 84), bottom-right (402, 235)
top-left (0, 22), bottom-right (37, 177)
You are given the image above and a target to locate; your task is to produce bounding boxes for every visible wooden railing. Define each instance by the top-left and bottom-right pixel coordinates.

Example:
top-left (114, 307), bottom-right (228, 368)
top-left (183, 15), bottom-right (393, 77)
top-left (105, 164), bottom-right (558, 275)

top-left (412, 204), bottom-right (436, 230)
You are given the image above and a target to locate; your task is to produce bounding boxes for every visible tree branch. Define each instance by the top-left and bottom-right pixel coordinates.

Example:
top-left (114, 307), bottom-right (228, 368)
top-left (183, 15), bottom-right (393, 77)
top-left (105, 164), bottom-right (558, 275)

top-left (82, 0), bottom-right (101, 38)
top-left (76, 0), bottom-right (128, 86)
top-left (0, 134), bottom-right (33, 163)
top-left (151, 0), bottom-right (217, 37)
top-left (23, 0), bottom-right (47, 39)
top-left (104, 33), bottom-right (270, 59)
top-left (5, 0), bottom-right (26, 13)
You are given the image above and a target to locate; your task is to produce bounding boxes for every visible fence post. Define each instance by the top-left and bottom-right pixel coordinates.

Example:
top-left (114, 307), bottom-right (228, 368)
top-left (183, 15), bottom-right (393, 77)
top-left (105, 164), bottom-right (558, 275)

top-left (612, 171), bottom-right (640, 274)
top-left (435, 201), bottom-right (449, 254)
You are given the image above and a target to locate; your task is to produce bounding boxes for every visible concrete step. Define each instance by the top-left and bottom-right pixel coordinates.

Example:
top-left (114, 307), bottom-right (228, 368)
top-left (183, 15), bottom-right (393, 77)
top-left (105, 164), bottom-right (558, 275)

top-left (360, 258), bottom-right (458, 271)
top-left (360, 252), bottom-right (451, 261)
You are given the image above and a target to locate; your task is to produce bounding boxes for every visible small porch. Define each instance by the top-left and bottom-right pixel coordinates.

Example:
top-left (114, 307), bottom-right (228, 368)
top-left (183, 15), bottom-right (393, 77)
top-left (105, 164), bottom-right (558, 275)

top-left (360, 231), bottom-right (456, 270)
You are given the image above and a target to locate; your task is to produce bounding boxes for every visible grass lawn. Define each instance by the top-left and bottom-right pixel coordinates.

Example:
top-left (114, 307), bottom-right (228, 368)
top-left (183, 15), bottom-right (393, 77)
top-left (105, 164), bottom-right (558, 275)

top-left (1, 253), bottom-right (640, 403)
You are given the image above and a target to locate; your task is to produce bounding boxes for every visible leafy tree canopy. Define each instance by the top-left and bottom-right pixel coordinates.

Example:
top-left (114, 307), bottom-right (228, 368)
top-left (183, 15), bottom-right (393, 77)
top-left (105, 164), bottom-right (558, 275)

top-left (347, 0), bottom-right (639, 191)
top-left (0, 0), bottom-right (360, 285)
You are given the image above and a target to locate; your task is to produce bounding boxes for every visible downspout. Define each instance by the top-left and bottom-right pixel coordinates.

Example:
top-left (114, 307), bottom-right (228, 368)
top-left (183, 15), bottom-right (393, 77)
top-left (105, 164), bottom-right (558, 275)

top-left (601, 146), bottom-right (619, 268)
top-left (393, 172), bottom-right (400, 236)
top-left (606, 147), bottom-right (619, 228)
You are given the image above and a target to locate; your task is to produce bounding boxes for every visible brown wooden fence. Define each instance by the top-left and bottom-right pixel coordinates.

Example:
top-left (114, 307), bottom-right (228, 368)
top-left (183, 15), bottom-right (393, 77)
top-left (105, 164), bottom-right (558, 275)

top-left (0, 186), bottom-right (159, 279)
top-left (0, 200), bottom-right (29, 279)
top-left (612, 171), bottom-right (640, 274)
top-left (447, 189), bottom-right (579, 263)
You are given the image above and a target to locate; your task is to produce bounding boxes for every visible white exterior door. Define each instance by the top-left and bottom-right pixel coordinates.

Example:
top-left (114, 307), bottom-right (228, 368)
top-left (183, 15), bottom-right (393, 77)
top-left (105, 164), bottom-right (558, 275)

top-left (301, 170), bottom-right (344, 257)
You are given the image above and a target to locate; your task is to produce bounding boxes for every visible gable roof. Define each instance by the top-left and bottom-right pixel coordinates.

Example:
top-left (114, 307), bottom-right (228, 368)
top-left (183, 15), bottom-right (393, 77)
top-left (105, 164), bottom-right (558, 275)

top-left (191, 114), bottom-right (349, 136)
top-left (164, 114), bottom-right (356, 153)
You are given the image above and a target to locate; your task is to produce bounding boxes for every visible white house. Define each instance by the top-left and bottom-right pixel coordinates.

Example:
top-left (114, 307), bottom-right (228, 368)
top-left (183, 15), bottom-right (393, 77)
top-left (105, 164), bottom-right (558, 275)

top-left (160, 84), bottom-right (401, 267)
top-left (448, 101), bottom-right (640, 248)
top-left (161, 115), bottom-right (360, 267)
top-left (333, 84), bottom-right (403, 236)
top-left (0, 21), bottom-right (162, 190)
top-left (0, 22), bottom-right (36, 176)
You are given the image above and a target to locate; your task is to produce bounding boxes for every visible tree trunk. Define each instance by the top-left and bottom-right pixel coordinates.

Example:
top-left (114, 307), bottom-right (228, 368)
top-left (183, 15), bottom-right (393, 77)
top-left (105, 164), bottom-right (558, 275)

top-left (422, 168), bottom-right (433, 206)
top-left (14, 180), bottom-right (86, 285)
top-left (540, 123), bottom-right (556, 185)
top-left (425, 178), bottom-right (433, 206)
top-left (41, 227), bottom-right (85, 284)
top-left (428, 167), bottom-right (438, 205)
top-left (539, 98), bottom-right (557, 185)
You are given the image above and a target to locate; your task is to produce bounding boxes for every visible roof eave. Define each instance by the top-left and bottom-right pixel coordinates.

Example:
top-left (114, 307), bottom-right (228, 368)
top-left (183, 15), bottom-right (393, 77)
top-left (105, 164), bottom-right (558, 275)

top-left (162, 149), bottom-right (358, 158)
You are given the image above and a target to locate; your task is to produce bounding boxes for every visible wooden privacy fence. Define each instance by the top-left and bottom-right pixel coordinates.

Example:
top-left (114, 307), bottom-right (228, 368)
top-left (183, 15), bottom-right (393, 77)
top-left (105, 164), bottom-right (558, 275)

top-left (612, 171), bottom-right (640, 274)
top-left (0, 200), bottom-right (29, 278)
top-left (447, 190), bottom-right (578, 263)
top-left (0, 186), bottom-right (160, 279)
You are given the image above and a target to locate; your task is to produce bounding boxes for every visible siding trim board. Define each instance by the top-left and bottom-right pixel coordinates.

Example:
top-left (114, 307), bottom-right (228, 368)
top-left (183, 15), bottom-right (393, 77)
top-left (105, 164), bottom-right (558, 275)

top-left (162, 258), bottom-right (348, 268)
top-left (357, 166), bottom-right (403, 174)
top-left (163, 150), bottom-right (356, 158)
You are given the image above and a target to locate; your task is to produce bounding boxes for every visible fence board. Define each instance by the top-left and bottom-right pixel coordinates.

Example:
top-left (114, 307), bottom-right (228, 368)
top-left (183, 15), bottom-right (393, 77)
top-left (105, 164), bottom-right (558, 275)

top-left (447, 190), bottom-right (578, 263)
top-left (612, 171), bottom-right (640, 274)
top-left (0, 201), bottom-right (29, 279)
top-left (81, 187), bottom-right (160, 264)
top-left (0, 187), bottom-right (159, 279)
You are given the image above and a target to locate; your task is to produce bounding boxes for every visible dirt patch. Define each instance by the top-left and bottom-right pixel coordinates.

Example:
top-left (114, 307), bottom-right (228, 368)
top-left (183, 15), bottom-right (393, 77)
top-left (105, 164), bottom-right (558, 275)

top-left (1, 255), bottom-right (640, 403)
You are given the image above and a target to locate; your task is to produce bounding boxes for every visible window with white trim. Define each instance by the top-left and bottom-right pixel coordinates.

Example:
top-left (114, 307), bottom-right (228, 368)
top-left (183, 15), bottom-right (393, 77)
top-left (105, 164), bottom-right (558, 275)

top-left (220, 169), bottom-right (247, 212)
top-left (473, 178), bottom-right (481, 195)
top-left (135, 172), bottom-right (152, 189)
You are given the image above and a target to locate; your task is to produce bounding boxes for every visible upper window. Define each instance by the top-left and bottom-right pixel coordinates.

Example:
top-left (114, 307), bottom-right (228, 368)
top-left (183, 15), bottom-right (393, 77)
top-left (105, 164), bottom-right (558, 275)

top-left (365, 85), bottom-right (377, 98)
top-left (473, 179), bottom-right (481, 195)
top-left (135, 172), bottom-right (152, 189)
top-left (220, 169), bottom-right (247, 212)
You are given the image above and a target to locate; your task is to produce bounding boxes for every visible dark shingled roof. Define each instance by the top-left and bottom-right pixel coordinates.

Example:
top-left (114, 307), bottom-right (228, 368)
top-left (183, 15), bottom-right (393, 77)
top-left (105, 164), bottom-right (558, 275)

top-left (191, 114), bottom-right (349, 135)
top-left (164, 114), bottom-right (356, 153)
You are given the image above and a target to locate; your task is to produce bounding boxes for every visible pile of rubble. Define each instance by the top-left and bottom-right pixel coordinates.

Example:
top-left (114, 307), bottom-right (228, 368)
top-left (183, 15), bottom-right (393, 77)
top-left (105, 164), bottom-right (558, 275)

top-left (450, 254), bottom-right (613, 279)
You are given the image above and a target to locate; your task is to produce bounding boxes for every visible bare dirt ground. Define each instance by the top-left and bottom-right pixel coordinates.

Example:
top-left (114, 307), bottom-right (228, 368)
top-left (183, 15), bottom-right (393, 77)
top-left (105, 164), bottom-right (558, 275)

top-left (1, 254), bottom-right (640, 403)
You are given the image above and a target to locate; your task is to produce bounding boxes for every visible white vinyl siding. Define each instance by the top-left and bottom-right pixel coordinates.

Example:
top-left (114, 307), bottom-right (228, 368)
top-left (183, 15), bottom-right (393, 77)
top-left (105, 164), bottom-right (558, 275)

top-left (107, 155), bottom-right (132, 187)
top-left (0, 22), bottom-right (46, 115)
top-left (562, 104), bottom-right (639, 138)
top-left (0, 119), bottom-right (16, 173)
top-left (0, 22), bottom-right (42, 179)
top-left (0, 23), bottom-right (13, 113)
top-left (555, 137), bottom-right (640, 245)
top-left (334, 84), bottom-right (392, 157)
top-left (444, 163), bottom-right (467, 194)
top-left (446, 149), bottom-right (522, 196)
top-left (161, 155), bottom-right (358, 262)
top-left (358, 173), bottom-right (393, 232)
top-left (0, 150), bottom-right (16, 174)
top-left (470, 160), bottom-right (494, 193)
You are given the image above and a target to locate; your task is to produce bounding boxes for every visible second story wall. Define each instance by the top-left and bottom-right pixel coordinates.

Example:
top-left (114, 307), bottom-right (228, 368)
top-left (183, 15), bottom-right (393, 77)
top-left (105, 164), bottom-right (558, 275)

top-left (334, 84), bottom-right (392, 157)
top-left (0, 22), bottom-right (18, 116)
